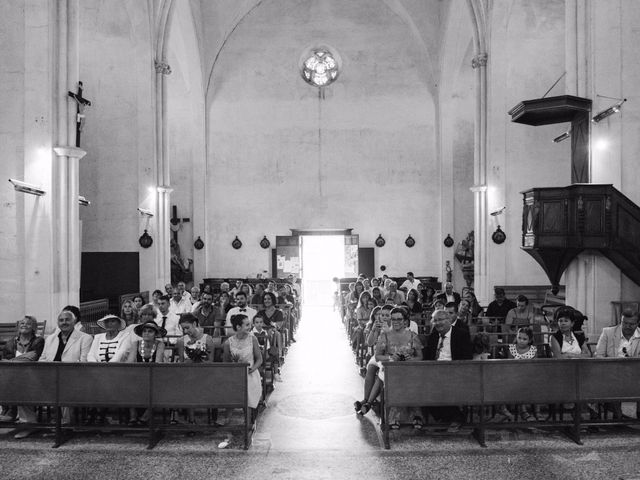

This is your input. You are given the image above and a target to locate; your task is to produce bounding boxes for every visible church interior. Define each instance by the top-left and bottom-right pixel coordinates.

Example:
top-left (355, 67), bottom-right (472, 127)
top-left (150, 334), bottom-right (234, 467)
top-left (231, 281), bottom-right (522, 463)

top-left (2, 0), bottom-right (640, 478)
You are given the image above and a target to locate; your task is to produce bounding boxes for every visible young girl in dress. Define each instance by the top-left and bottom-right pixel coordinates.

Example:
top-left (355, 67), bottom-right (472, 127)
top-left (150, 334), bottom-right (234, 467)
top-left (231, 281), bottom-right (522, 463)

top-left (223, 314), bottom-right (263, 421)
top-left (507, 327), bottom-right (539, 421)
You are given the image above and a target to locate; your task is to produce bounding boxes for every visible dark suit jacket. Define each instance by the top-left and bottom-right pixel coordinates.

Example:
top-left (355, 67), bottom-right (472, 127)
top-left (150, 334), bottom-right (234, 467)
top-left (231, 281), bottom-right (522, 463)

top-left (435, 292), bottom-right (461, 306)
top-left (423, 326), bottom-right (473, 360)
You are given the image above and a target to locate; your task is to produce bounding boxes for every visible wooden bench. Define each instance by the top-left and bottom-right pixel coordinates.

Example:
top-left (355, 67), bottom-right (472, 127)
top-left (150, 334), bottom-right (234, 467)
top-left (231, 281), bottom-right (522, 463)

top-left (0, 362), bottom-right (251, 449)
top-left (382, 358), bottom-right (640, 449)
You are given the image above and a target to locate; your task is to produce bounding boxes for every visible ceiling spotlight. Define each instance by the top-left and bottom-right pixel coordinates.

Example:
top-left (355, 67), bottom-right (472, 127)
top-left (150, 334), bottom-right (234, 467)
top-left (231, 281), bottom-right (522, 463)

top-left (592, 98), bottom-right (627, 123)
top-left (553, 130), bottom-right (571, 143)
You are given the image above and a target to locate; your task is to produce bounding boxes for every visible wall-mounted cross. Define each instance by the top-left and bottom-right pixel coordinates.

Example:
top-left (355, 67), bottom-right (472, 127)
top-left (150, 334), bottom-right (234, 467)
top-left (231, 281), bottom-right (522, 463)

top-left (170, 205), bottom-right (190, 243)
top-left (68, 81), bottom-right (92, 148)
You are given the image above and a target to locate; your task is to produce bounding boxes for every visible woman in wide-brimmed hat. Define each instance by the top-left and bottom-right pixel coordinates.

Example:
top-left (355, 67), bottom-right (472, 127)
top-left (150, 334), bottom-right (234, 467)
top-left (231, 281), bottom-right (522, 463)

top-left (127, 321), bottom-right (166, 426)
top-left (127, 322), bottom-right (166, 364)
top-left (88, 315), bottom-right (127, 363)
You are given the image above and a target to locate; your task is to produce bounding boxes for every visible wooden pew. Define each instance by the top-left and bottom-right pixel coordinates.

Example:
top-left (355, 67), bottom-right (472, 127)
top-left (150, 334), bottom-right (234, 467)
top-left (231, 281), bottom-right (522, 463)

top-left (0, 362), bottom-right (251, 449)
top-left (382, 358), bottom-right (640, 449)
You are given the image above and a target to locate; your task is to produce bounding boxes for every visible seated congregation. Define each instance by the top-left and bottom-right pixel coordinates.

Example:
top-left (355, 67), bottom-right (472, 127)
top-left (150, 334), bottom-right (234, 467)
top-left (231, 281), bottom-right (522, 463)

top-left (0, 278), bottom-right (300, 445)
top-left (344, 272), bottom-right (640, 445)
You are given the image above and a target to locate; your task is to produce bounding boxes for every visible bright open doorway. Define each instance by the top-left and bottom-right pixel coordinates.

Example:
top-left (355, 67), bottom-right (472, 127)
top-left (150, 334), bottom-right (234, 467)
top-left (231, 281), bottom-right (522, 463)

top-left (301, 235), bottom-right (344, 306)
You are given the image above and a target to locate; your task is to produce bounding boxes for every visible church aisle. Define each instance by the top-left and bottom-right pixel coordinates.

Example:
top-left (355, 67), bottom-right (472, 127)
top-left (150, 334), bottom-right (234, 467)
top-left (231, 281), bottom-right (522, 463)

top-left (253, 305), bottom-right (381, 452)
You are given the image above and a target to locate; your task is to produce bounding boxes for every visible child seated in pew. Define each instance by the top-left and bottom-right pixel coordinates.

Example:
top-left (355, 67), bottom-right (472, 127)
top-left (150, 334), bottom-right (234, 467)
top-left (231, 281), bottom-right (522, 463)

top-left (253, 312), bottom-right (281, 382)
top-left (472, 332), bottom-right (491, 360)
top-left (351, 313), bottom-right (369, 351)
top-left (496, 328), bottom-right (539, 422)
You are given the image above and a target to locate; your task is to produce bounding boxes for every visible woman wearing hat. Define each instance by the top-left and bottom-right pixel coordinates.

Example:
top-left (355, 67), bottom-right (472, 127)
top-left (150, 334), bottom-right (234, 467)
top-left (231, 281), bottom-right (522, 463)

top-left (126, 322), bottom-right (166, 425)
top-left (127, 322), bottom-right (166, 364)
top-left (88, 315), bottom-right (128, 363)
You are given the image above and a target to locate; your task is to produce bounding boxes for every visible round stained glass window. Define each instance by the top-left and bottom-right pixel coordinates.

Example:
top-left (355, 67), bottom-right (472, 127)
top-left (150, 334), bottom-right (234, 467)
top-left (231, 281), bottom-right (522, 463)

top-left (301, 48), bottom-right (339, 87)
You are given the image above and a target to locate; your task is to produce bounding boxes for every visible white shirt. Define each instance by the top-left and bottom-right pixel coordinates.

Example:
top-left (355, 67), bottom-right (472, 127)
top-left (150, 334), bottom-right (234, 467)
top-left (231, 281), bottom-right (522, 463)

top-left (619, 328), bottom-right (640, 357)
top-left (157, 311), bottom-right (182, 339)
top-left (400, 279), bottom-right (420, 292)
top-left (170, 296), bottom-right (192, 315)
top-left (436, 330), bottom-right (452, 361)
top-left (87, 331), bottom-right (128, 363)
top-left (409, 321), bottom-right (418, 334)
top-left (226, 306), bottom-right (257, 329)
top-left (561, 332), bottom-right (582, 355)
top-left (251, 327), bottom-right (270, 350)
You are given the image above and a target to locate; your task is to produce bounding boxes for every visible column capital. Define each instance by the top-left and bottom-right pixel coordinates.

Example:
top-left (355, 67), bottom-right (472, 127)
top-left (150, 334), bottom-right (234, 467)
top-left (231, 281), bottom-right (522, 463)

top-left (471, 53), bottom-right (488, 69)
top-left (154, 60), bottom-right (172, 75)
top-left (53, 146), bottom-right (87, 159)
top-left (470, 184), bottom-right (488, 193)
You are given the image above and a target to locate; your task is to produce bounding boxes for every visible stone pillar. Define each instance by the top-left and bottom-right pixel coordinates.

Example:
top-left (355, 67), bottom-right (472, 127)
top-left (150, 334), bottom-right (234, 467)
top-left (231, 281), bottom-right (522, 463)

top-left (52, 147), bottom-right (86, 312)
top-left (49, 0), bottom-right (83, 327)
top-left (155, 60), bottom-right (172, 288)
top-left (471, 52), bottom-right (489, 304)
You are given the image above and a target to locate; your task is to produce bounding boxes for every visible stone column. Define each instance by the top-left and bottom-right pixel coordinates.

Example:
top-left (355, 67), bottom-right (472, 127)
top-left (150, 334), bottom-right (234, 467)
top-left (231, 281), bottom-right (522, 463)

top-left (155, 60), bottom-right (172, 287)
top-left (471, 52), bottom-right (489, 304)
top-left (50, 0), bottom-right (84, 323)
top-left (52, 147), bottom-right (86, 311)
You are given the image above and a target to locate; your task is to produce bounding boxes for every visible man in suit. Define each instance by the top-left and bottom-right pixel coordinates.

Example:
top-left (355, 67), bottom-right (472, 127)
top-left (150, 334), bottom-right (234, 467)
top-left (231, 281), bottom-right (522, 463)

top-left (424, 309), bottom-right (473, 432)
top-left (435, 282), bottom-right (461, 308)
top-left (595, 310), bottom-right (640, 419)
top-left (14, 310), bottom-right (93, 438)
top-left (39, 310), bottom-right (93, 362)
top-left (595, 310), bottom-right (640, 358)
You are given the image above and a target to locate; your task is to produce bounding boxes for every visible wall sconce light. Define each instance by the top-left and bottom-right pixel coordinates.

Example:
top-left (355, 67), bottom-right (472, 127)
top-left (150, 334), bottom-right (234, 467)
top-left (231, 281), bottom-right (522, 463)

top-left (443, 234), bottom-right (454, 248)
top-left (375, 234), bottom-right (386, 247)
top-left (260, 236), bottom-right (271, 249)
top-left (405, 235), bottom-right (416, 248)
top-left (8, 178), bottom-right (46, 196)
top-left (194, 236), bottom-right (204, 250)
top-left (492, 226), bottom-right (506, 244)
top-left (78, 195), bottom-right (90, 206)
top-left (490, 206), bottom-right (506, 244)
top-left (552, 130), bottom-right (571, 143)
top-left (137, 207), bottom-right (154, 217)
top-left (139, 230), bottom-right (153, 248)
top-left (592, 97), bottom-right (626, 123)
top-left (232, 236), bottom-right (242, 249)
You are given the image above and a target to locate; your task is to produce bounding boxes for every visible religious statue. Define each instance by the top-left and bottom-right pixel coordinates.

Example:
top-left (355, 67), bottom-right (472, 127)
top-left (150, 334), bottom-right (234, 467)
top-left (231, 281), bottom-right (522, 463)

top-left (170, 238), bottom-right (192, 284)
top-left (455, 231), bottom-right (474, 287)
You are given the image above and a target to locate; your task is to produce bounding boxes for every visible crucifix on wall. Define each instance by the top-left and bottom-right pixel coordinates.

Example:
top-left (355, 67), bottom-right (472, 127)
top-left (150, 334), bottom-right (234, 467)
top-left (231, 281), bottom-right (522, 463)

top-left (170, 205), bottom-right (192, 284)
top-left (170, 205), bottom-right (190, 243)
top-left (68, 81), bottom-right (92, 148)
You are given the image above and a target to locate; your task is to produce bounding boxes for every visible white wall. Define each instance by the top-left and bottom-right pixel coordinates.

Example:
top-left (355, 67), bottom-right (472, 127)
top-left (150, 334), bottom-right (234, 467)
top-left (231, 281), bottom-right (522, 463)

top-left (0, 1), bottom-right (56, 325)
top-left (205, 0), bottom-right (439, 279)
top-left (78, 0), bottom-right (156, 290)
top-left (439, 0), bottom-right (475, 290)
top-left (486, 0), bottom-right (570, 290)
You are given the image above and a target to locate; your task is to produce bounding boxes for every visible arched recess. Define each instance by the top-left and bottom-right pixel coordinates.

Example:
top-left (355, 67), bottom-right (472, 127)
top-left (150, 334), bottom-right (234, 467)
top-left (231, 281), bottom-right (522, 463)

top-left (439, 0), bottom-right (476, 291)
top-left (204, 0), bottom-right (439, 277)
